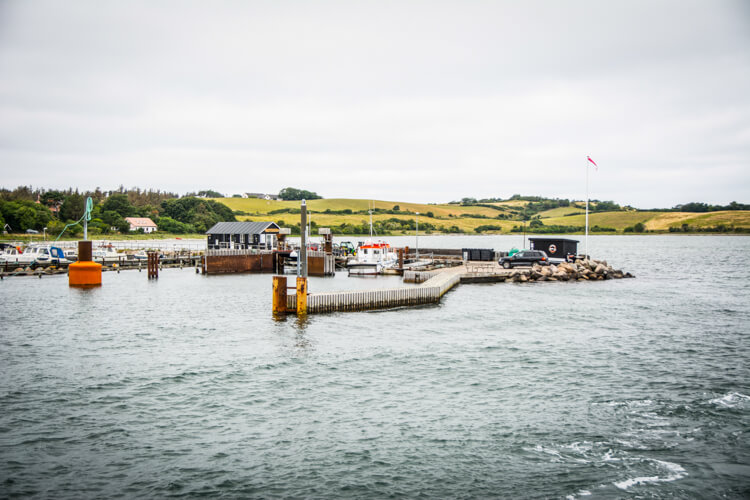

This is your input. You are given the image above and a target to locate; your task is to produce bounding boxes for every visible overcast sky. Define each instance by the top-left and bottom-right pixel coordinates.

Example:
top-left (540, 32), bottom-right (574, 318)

top-left (1, 0), bottom-right (748, 208)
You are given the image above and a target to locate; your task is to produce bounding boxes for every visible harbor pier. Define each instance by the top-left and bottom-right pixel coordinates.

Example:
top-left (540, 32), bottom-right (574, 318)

top-left (274, 257), bottom-right (633, 316)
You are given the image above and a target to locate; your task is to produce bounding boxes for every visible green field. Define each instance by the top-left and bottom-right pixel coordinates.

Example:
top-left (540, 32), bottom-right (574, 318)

top-left (214, 197), bottom-right (750, 234)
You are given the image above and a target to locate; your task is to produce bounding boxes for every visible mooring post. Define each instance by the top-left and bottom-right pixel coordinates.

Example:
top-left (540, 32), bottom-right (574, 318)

top-left (296, 276), bottom-right (308, 315)
top-left (272, 275), bottom-right (288, 314)
top-left (69, 240), bottom-right (102, 287)
top-left (300, 200), bottom-right (308, 278)
top-left (147, 251), bottom-right (159, 279)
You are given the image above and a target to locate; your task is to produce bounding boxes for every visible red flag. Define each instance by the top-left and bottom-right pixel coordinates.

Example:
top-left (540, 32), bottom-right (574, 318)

top-left (587, 156), bottom-right (598, 170)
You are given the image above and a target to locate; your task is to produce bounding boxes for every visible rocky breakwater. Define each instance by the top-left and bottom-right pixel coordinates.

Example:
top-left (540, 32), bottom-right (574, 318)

top-left (508, 258), bottom-right (634, 283)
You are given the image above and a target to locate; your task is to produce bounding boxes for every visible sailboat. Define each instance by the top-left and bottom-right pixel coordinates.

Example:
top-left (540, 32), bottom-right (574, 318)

top-left (346, 202), bottom-right (398, 276)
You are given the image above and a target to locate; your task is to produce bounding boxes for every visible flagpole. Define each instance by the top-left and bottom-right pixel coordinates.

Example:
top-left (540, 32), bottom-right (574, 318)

top-left (585, 158), bottom-right (589, 259)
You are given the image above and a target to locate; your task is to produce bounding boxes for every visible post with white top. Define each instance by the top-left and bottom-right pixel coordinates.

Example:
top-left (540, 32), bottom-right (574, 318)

top-left (300, 200), bottom-right (307, 278)
top-left (415, 212), bottom-right (419, 262)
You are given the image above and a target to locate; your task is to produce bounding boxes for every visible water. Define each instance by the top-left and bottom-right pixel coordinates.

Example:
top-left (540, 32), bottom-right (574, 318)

top-left (1, 235), bottom-right (748, 498)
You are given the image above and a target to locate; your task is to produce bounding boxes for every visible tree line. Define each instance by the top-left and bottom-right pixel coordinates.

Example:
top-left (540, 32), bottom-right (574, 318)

top-left (0, 186), bottom-right (235, 236)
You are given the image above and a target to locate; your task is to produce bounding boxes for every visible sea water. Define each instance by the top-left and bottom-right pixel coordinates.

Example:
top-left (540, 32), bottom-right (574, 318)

top-left (1, 235), bottom-right (748, 498)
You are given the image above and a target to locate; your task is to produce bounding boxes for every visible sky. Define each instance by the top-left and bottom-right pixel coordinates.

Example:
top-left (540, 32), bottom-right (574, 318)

top-left (0, 0), bottom-right (749, 208)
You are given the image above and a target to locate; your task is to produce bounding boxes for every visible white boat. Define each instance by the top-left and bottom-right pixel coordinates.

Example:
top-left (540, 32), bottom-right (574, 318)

top-left (345, 202), bottom-right (399, 276)
top-left (0, 243), bottom-right (23, 263)
top-left (93, 245), bottom-right (122, 263)
top-left (0, 244), bottom-right (70, 266)
top-left (347, 242), bottom-right (398, 276)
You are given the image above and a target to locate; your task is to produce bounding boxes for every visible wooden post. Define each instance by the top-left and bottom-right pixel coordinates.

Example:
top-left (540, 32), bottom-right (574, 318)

top-left (272, 276), bottom-right (287, 314)
top-left (300, 200), bottom-right (307, 277)
top-left (147, 251), bottom-right (159, 279)
top-left (296, 276), bottom-right (308, 315)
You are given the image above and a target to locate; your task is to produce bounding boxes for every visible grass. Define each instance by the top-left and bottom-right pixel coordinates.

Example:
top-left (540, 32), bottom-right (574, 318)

top-left (223, 197), bottom-right (750, 234)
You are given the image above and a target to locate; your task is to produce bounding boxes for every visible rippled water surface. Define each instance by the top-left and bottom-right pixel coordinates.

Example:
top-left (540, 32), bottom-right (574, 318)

top-left (1, 235), bottom-right (749, 498)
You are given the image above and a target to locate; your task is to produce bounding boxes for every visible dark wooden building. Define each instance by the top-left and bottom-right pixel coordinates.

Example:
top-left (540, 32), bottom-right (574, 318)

top-left (529, 237), bottom-right (579, 261)
top-left (206, 222), bottom-right (280, 250)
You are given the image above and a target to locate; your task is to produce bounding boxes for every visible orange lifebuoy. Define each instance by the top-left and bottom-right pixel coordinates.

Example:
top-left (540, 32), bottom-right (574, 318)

top-left (548, 244), bottom-right (557, 254)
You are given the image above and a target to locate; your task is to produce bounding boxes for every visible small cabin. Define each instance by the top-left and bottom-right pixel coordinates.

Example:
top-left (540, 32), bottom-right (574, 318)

top-left (206, 221), bottom-right (280, 250)
top-left (528, 237), bottom-right (579, 261)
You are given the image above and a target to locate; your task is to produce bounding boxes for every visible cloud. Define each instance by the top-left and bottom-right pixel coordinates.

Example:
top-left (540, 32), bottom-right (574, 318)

top-left (1, 0), bottom-right (749, 207)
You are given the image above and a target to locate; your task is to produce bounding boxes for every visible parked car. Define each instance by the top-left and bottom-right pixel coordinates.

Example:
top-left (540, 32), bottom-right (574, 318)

top-left (498, 250), bottom-right (550, 268)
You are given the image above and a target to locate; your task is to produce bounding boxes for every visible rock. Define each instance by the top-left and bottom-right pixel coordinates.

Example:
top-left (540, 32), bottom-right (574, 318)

top-left (547, 277), bottom-right (558, 281)
top-left (625, 272), bottom-right (635, 278)
top-left (549, 264), bottom-right (558, 273)
top-left (613, 270), bottom-right (624, 279)
top-left (541, 266), bottom-right (552, 277)
top-left (536, 276), bottom-right (547, 282)
top-left (519, 274), bottom-right (528, 282)
top-left (554, 272), bottom-right (570, 281)
top-left (14, 267), bottom-right (23, 273)
top-left (594, 264), bottom-right (607, 275)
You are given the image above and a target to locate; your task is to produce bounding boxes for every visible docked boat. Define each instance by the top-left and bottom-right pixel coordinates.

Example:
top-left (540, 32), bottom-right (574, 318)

top-left (345, 203), bottom-right (399, 276)
top-left (0, 243), bottom-right (69, 266)
top-left (93, 245), bottom-right (122, 263)
top-left (346, 241), bottom-right (398, 276)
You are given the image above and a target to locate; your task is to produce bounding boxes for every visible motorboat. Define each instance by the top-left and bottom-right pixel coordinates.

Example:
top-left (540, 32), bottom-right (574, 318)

top-left (93, 245), bottom-right (122, 263)
top-left (345, 202), bottom-right (399, 276)
top-left (0, 243), bottom-right (69, 266)
top-left (346, 241), bottom-right (398, 276)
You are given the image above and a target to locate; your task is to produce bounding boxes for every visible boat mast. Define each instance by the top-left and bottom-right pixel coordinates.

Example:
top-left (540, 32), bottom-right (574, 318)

top-left (369, 201), bottom-right (373, 239)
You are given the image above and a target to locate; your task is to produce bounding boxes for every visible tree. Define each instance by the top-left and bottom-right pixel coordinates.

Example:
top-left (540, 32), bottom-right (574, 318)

top-left (60, 193), bottom-right (86, 221)
top-left (102, 194), bottom-right (134, 218)
top-left (278, 187), bottom-right (322, 200)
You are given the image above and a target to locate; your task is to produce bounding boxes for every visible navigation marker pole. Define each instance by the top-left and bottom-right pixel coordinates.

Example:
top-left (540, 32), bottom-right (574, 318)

top-left (585, 156), bottom-right (598, 259)
top-left (585, 160), bottom-right (589, 258)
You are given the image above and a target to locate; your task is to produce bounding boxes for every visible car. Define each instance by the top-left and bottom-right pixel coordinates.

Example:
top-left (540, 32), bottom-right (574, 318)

top-left (498, 249), bottom-right (550, 269)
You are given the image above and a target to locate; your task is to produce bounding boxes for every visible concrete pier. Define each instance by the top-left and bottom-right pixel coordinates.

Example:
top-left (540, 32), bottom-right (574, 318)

top-left (275, 257), bottom-right (633, 316)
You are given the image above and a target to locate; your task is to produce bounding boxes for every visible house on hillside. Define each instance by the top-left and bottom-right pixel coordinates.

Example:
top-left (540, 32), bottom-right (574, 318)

top-left (206, 221), bottom-right (280, 250)
top-left (245, 193), bottom-right (280, 201)
top-left (125, 217), bottom-right (158, 233)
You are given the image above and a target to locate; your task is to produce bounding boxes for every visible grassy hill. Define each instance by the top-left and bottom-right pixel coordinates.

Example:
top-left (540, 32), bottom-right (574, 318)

top-left (212, 197), bottom-right (750, 235)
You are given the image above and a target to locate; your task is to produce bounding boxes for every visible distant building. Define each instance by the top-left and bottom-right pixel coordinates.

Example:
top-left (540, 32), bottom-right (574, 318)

top-left (206, 221), bottom-right (280, 250)
top-left (125, 217), bottom-right (158, 233)
top-left (245, 192), bottom-right (279, 201)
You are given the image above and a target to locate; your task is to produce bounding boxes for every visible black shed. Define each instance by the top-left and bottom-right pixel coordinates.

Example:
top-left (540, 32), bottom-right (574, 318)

top-left (528, 237), bottom-right (579, 261)
top-left (206, 221), bottom-right (280, 250)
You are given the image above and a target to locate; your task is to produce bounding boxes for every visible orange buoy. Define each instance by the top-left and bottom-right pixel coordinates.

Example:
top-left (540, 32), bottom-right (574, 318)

top-left (69, 241), bottom-right (102, 287)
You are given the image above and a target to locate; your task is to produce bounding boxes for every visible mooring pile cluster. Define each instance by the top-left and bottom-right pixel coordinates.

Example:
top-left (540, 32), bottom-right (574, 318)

top-left (508, 258), bottom-right (634, 283)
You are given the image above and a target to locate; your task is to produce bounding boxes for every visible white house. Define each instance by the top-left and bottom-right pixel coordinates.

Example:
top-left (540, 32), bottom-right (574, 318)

top-left (125, 217), bottom-right (158, 233)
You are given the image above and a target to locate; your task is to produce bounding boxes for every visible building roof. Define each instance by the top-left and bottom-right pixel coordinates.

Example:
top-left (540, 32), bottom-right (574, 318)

top-left (125, 217), bottom-right (157, 227)
top-left (205, 221), bottom-right (280, 235)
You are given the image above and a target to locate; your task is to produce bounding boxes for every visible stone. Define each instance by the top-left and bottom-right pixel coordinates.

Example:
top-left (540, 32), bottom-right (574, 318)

top-left (519, 274), bottom-right (528, 282)
top-left (540, 266), bottom-right (552, 277)
top-left (549, 264), bottom-right (558, 273)
top-left (594, 264), bottom-right (607, 275)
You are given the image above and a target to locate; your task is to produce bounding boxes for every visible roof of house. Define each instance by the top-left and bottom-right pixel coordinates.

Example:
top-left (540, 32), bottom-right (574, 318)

top-left (205, 221), bottom-right (280, 235)
top-left (125, 217), bottom-right (157, 227)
